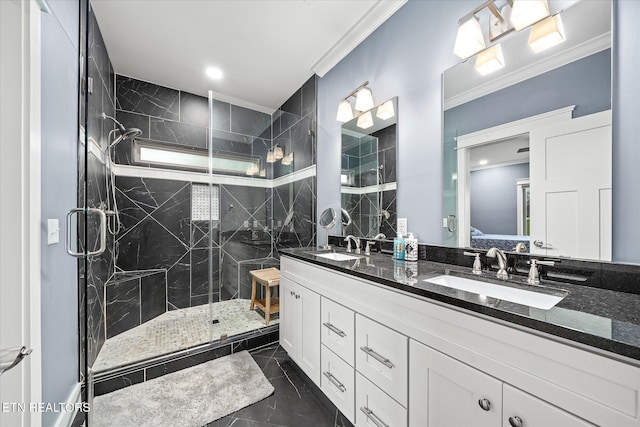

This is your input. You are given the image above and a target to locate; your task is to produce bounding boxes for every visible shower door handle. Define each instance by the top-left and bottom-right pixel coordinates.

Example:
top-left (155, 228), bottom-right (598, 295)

top-left (66, 208), bottom-right (107, 257)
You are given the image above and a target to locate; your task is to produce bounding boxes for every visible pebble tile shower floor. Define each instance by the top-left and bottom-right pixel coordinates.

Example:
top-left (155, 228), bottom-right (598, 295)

top-left (94, 299), bottom-right (279, 372)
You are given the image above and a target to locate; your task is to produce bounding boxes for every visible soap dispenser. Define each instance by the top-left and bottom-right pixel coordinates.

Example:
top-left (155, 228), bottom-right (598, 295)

top-left (405, 232), bottom-right (418, 261)
top-left (394, 232), bottom-right (405, 260)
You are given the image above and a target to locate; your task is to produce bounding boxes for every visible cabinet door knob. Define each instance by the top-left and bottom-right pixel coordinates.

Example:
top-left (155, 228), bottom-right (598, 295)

top-left (508, 416), bottom-right (523, 427)
top-left (290, 291), bottom-right (295, 296)
top-left (478, 398), bottom-right (491, 411)
top-left (295, 294), bottom-right (300, 299)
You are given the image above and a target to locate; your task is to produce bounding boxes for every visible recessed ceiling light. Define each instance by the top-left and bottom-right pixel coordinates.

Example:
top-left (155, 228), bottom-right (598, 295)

top-left (479, 159), bottom-right (488, 165)
top-left (205, 67), bottom-right (223, 80)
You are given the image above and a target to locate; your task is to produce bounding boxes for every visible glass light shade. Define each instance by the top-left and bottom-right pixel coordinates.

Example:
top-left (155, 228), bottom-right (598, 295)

top-left (475, 44), bottom-right (505, 76)
top-left (356, 111), bottom-right (374, 130)
top-left (376, 100), bottom-right (395, 120)
top-left (528, 14), bottom-right (565, 53)
top-left (281, 152), bottom-right (294, 166)
top-left (259, 168), bottom-right (266, 177)
top-left (246, 164), bottom-right (259, 175)
top-left (354, 87), bottom-right (374, 112)
top-left (273, 145), bottom-right (284, 160)
top-left (266, 150), bottom-right (276, 163)
top-left (510, 0), bottom-right (549, 31)
top-left (453, 16), bottom-right (485, 59)
top-left (336, 99), bottom-right (354, 122)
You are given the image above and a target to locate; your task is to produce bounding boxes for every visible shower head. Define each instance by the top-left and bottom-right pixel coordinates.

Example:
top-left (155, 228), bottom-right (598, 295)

top-left (106, 127), bottom-right (142, 149)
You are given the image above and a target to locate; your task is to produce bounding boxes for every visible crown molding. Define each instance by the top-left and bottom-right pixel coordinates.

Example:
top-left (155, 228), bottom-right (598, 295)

top-left (311, 0), bottom-right (407, 77)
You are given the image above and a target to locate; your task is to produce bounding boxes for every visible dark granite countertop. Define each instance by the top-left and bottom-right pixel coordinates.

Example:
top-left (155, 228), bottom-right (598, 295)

top-left (281, 247), bottom-right (640, 363)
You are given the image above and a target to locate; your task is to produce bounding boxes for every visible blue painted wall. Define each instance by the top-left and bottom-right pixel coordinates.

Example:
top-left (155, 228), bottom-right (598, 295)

top-left (40, 1), bottom-right (80, 425)
top-left (470, 163), bottom-right (530, 235)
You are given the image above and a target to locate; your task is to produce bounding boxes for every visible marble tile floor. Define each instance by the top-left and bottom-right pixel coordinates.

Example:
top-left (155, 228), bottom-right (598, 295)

top-left (207, 345), bottom-right (353, 427)
top-left (94, 299), bottom-right (279, 372)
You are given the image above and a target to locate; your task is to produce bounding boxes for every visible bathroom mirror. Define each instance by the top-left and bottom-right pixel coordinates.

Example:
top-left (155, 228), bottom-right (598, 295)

top-left (341, 97), bottom-right (398, 239)
top-left (442, 0), bottom-right (612, 261)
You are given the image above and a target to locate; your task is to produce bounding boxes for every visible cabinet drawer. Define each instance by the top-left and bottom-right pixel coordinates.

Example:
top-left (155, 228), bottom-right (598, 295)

top-left (356, 314), bottom-right (408, 406)
top-left (321, 297), bottom-right (355, 366)
top-left (356, 372), bottom-right (407, 427)
top-left (503, 384), bottom-right (595, 427)
top-left (321, 345), bottom-right (355, 424)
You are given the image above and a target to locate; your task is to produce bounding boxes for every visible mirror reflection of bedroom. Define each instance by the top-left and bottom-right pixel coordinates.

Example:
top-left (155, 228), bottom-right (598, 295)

top-left (469, 135), bottom-right (530, 252)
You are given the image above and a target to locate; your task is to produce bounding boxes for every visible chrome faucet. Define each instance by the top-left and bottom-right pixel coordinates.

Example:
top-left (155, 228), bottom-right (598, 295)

top-left (344, 235), bottom-right (361, 254)
top-left (513, 242), bottom-right (527, 253)
top-left (486, 247), bottom-right (508, 280)
top-left (365, 233), bottom-right (387, 256)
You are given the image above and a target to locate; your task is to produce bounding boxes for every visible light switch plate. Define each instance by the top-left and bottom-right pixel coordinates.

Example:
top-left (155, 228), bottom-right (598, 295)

top-left (443, 218), bottom-right (448, 227)
top-left (397, 218), bottom-right (408, 236)
top-left (47, 219), bottom-right (60, 245)
top-left (243, 220), bottom-right (249, 228)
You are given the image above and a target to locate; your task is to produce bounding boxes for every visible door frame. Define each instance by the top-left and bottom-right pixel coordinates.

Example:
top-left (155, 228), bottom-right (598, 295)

top-left (0, 1), bottom-right (43, 425)
top-left (455, 106), bottom-right (575, 248)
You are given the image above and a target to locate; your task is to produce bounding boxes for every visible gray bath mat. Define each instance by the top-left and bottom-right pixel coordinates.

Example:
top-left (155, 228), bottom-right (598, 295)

top-left (92, 350), bottom-right (274, 427)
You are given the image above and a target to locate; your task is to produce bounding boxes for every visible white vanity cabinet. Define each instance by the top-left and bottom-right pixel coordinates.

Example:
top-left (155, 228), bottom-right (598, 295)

top-left (409, 340), bottom-right (502, 427)
top-left (503, 384), bottom-right (595, 427)
top-left (280, 256), bottom-right (640, 427)
top-left (409, 340), bottom-right (594, 427)
top-left (279, 274), bottom-right (321, 386)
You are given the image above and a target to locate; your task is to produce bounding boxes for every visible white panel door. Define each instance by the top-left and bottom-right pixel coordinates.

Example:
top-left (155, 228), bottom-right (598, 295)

top-left (297, 283), bottom-right (321, 386)
top-left (530, 110), bottom-right (612, 260)
top-left (409, 340), bottom-right (502, 427)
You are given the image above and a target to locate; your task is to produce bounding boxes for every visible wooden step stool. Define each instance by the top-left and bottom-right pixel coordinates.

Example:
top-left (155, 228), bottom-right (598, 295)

top-left (249, 267), bottom-right (280, 325)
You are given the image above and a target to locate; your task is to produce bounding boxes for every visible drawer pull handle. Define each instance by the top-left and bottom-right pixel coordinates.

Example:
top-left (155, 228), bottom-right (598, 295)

top-left (360, 346), bottom-right (395, 369)
top-left (478, 398), bottom-right (491, 411)
top-left (508, 416), bottom-right (523, 427)
top-left (323, 322), bottom-right (346, 337)
top-left (323, 371), bottom-right (346, 392)
top-left (360, 406), bottom-right (389, 427)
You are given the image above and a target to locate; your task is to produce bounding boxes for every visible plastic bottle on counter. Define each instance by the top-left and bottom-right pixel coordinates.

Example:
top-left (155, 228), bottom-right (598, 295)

top-left (394, 232), bottom-right (405, 260)
top-left (405, 232), bottom-right (418, 261)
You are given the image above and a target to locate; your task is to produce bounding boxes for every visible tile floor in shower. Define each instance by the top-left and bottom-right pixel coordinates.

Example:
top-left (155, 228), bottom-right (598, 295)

top-left (93, 299), bottom-right (278, 372)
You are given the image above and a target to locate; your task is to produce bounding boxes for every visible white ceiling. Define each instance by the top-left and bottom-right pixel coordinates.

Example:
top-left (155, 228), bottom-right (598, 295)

top-left (91, 0), bottom-right (406, 114)
top-left (469, 134), bottom-right (530, 170)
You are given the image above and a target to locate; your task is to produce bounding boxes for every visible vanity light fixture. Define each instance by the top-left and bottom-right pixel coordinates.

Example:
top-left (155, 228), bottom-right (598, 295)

top-left (528, 13), bottom-right (565, 53)
top-left (273, 145), bottom-right (284, 160)
top-left (336, 81), bottom-right (374, 122)
top-left (475, 44), bottom-right (505, 76)
top-left (266, 150), bottom-right (276, 163)
top-left (356, 111), bottom-right (374, 130)
top-left (354, 86), bottom-right (374, 112)
top-left (336, 99), bottom-right (354, 122)
top-left (376, 99), bottom-right (395, 120)
top-left (281, 152), bottom-right (294, 166)
top-left (454, 15), bottom-right (486, 59)
top-left (510, 0), bottom-right (549, 31)
top-left (246, 163), bottom-right (259, 176)
top-left (259, 168), bottom-right (266, 177)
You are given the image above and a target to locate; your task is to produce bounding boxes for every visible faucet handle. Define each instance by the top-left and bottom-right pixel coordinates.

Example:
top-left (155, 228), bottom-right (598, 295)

top-left (527, 259), bottom-right (554, 285)
top-left (463, 252), bottom-right (483, 275)
top-left (365, 241), bottom-right (375, 256)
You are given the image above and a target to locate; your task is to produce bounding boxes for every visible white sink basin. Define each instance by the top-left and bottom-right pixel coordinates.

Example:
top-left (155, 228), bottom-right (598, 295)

top-left (424, 275), bottom-right (566, 310)
top-left (314, 252), bottom-right (362, 261)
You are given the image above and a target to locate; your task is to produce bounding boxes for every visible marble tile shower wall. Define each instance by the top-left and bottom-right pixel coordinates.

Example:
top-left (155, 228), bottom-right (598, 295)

top-left (82, 4), bottom-right (117, 367)
top-left (272, 76), bottom-right (318, 258)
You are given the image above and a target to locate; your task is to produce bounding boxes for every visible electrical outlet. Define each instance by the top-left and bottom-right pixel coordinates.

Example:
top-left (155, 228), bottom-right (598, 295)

top-left (253, 220), bottom-right (258, 228)
top-left (398, 218), bottom-right (408, 236)
top-left (277, 220), bottom-right (282, 227)
top-left (243, 220), bottom-right (249, 228)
